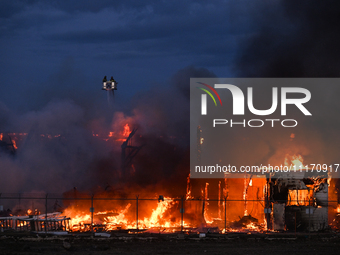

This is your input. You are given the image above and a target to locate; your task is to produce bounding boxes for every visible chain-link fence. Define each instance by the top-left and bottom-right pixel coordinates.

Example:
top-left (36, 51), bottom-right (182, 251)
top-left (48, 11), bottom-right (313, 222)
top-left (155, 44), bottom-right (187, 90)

top-left (0, 193), bottom-right (339, 233)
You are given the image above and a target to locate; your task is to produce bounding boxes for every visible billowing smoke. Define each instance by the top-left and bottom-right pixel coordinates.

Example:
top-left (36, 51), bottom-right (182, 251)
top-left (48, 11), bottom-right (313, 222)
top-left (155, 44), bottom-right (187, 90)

top-left (235, 1), bottom-right (340, 77)
top-left (1, 99), bottom-right (108, 193)
top-left (229, 0), bottom-right (340, 175)
top-left (1, 0), bottom-right (339, 200)
top-left (188, 1), bottom-right (340, 198)
top-left (0, 65), bottom-right (215, 198)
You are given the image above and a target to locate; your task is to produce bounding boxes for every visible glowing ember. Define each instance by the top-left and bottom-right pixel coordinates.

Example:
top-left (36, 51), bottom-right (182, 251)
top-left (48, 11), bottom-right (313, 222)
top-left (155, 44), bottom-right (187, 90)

top-left (245, 222), bottom-right (258, 230)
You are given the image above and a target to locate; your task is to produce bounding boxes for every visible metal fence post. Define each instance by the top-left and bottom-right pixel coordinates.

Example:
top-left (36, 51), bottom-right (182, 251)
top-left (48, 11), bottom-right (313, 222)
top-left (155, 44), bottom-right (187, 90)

top-left (224, 196), bottom-right (227, 233)
top-left (308, 190), bottom-right (311, 238)
top-left (45, 193), bottom-right (48, 233)
top-left (181, 196), bottom-right (184, 232)
top-left (91, 194), bottom-right (94, 236)
top-left (136, 195), bottom-right (139, 230)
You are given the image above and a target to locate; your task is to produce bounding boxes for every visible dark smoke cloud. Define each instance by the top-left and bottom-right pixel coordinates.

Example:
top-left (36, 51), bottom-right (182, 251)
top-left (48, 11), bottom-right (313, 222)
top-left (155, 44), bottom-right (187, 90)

top-left (235, 0), bottom-right (340, 77)
top-left (171, 65), bottom-right (217, 99)
top-left (0, 99), bottom-right (111, 193)
top-left (2, 0), bottom-right (339, 200)
top-left (99, 66), bottom-right (216, 196)
top-left (224, 0), bottom-right (340, 179)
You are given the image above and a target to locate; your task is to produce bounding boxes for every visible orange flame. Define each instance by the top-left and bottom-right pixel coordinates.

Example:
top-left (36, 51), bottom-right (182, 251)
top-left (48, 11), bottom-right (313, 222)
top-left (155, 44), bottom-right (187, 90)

top-left (203, 183), bottom-right (213, 224)
top-left (12, 140), bottom-right (18, 150)
top-left (284, 154), bottom-right (304, 168)
top-left (186, 174), bottom-right (192, 200)
top-left (61, 197), bottom-right (189, 232)
top-left (122, 124), bottom-right (131, 137)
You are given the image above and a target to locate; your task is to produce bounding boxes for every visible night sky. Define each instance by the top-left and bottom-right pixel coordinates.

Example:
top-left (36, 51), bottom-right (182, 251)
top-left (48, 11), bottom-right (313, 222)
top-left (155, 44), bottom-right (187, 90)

top-left (2, 1), bottom-right (339, 111)
top-left (1, 0), bottom-right (340, 193)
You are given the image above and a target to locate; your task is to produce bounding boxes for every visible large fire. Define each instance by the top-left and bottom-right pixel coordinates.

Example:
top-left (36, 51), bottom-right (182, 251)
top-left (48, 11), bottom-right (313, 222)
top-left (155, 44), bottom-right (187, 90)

top-left (1, 129), bottom-right (339, 234)
top-left (55, 173), bottom-right (270, 233)
top-left (60, 197), bottom-right (191, 232)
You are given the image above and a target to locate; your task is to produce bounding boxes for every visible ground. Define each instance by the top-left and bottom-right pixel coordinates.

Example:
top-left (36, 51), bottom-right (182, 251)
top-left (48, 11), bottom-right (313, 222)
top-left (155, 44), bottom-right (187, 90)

top-left (0, 232), bottom-right (340, 254)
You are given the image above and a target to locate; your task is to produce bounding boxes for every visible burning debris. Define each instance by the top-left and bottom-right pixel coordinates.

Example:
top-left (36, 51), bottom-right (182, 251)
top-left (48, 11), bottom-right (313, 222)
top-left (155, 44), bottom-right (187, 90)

top-left (0, 67), bottom-right (339, 236)
top-left (1, 123), bottom-right (339, 236)
top-left (231, 215), bottom-right (259, 230)
top-left (0, 212), bottom-right (70, 233)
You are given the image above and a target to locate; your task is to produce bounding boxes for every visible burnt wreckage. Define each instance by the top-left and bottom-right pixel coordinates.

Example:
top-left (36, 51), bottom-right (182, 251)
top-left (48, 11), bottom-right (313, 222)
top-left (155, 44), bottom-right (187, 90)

top-left (267, 171), bottom-right (329, 232)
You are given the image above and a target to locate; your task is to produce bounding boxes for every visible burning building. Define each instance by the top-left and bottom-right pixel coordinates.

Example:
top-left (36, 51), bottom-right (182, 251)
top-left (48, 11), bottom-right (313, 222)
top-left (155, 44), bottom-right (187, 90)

top-left (266, 158), bottom-right (330, 232)
top-left (0, 70), bottom-right (339, 236)
top-left (1, 80), bottom-right (340, 235)
top-left (0, 127), bottom-right (338, 235)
